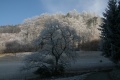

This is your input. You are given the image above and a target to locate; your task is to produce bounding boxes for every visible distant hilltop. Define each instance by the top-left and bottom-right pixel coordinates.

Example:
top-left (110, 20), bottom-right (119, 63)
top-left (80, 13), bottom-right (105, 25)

top-left (0, 11), bottom-right (102, 53)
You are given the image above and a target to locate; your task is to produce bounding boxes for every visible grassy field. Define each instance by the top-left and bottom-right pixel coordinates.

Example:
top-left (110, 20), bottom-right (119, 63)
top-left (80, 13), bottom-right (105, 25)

top-left (0, 51), bottom-right (117, 80)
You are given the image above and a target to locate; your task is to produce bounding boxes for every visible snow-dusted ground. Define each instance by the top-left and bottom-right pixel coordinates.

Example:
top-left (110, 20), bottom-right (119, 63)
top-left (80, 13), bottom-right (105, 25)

top-left (55, 73), bottom-right (90, 80)
top-left (0, 51), bottom-right (115, 80)
top-left (0, 52), bottom-right (36, 80)
top-left (68, 51), bottom-right (114, 72)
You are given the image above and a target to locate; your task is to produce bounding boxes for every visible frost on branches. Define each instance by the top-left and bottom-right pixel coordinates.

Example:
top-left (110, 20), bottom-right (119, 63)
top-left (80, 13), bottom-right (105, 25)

top-left (24, 18), bottom-right (80, 76)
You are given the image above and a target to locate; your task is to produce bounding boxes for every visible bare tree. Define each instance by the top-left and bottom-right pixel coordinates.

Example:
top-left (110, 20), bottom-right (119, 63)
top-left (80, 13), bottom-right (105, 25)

top-left (24, 18), bottom-right (80, 76)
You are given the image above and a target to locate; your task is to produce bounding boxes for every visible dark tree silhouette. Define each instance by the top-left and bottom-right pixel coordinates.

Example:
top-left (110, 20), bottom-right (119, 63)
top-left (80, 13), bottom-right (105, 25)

top-left (99, 0), bottom-right (120, 63)
top-left (24, 18), bottom-right (80, 77)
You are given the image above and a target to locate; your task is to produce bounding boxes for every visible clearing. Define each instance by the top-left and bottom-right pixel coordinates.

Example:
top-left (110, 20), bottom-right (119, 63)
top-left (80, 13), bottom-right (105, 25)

top-left (0, 51), bottom-right (116, 80)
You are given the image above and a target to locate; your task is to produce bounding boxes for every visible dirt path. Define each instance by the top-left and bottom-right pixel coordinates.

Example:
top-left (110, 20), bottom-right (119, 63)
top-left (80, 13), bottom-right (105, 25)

top-left (84, 72), bottom-right (112, 80)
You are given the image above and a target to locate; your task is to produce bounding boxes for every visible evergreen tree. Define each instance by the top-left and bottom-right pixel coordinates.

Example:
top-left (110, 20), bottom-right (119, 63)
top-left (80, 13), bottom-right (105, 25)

top-left (112, 1), bottom-right (120, 62)
top-left (100, 0), bottom-right (119, 63)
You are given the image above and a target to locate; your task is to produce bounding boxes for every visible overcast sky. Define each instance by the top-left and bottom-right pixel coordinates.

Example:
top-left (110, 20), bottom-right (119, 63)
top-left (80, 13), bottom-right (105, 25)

top-left (0, 0), bottom-right (108, 25)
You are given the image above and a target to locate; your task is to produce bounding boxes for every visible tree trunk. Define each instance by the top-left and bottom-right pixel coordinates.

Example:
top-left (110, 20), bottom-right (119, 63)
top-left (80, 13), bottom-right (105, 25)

top-left (54, 57), bottom-right (59, 75)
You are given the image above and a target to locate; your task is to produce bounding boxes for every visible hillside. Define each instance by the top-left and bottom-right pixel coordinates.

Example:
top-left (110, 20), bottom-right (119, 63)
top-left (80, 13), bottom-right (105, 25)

top-left (0, 11), bottom-right (102, 53)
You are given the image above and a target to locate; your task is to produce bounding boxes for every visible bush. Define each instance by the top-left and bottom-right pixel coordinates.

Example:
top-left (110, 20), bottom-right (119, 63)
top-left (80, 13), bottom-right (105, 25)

top-left (34, 64), bottom-right (65, 78)
top-left (3, 41), bottom-right (37, 53)
top-left (34, 65), bottom-right (52, 78)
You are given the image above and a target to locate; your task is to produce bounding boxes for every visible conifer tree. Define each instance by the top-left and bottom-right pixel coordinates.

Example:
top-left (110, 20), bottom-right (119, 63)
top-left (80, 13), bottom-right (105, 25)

top-left (112, 0), bottom-right (120, 62)
top-left (100, 0), bottom-right (119, 62)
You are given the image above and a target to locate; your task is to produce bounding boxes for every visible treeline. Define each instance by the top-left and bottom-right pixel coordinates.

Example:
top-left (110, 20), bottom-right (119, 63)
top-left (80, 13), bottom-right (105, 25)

top-left (0, 25), bottom-right (21, 33)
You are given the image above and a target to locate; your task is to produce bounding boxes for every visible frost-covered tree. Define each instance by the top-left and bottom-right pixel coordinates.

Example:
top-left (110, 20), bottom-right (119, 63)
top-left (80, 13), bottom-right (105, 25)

top-left (21, 11), bottom-right (101, 44)
top-left (0, 25), bottom-right (20, 33)
top-left (0, 10), bottom-right (102, 53)
top-left (24, 18), bottom-right (80, 76)
top-left (99, 0), bottom-right (120, 63)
